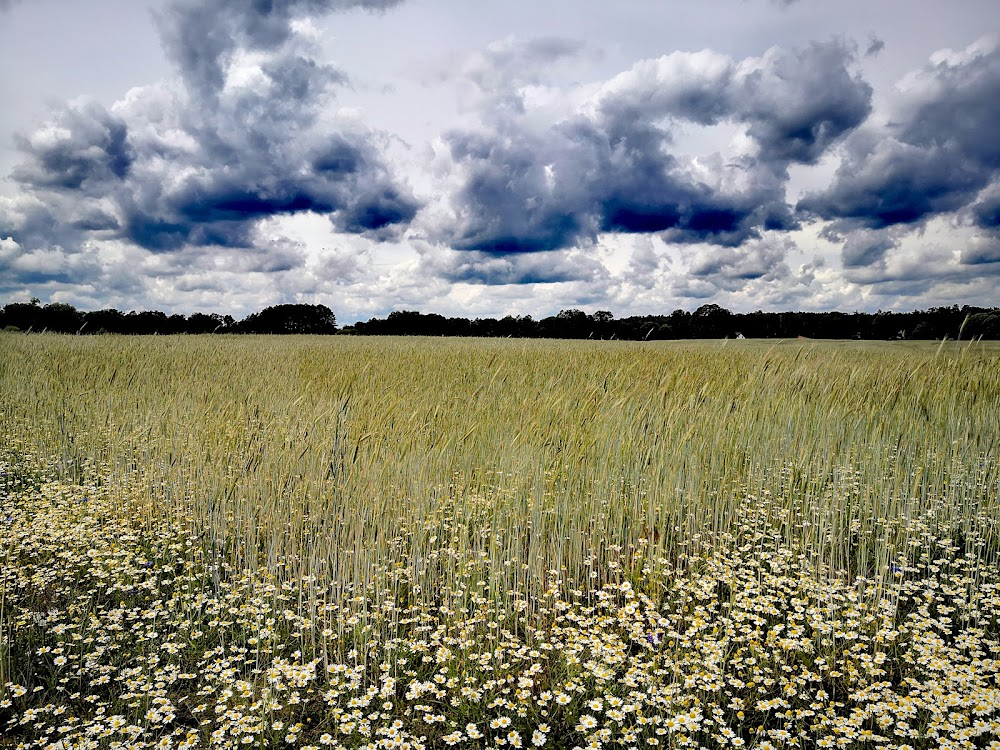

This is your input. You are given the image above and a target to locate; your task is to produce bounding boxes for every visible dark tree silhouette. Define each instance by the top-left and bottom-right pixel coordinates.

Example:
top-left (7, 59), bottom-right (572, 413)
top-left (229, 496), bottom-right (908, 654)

top-left (3, 299), bottom-right (999, 340)
top-left (238, 304), bottom-right (337, 334)
top-left (83, 308), bottom-right (127, 334)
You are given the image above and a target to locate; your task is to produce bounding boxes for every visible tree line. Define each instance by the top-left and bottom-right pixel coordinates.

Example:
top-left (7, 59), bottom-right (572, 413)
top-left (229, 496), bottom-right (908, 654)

top-left (0, 300), bottom-right (337, 335)
top-left (2, 298), bottom-right (999, 339)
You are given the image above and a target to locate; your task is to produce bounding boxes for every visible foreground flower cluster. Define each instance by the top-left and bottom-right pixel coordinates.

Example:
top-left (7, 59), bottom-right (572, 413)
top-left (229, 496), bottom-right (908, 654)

top-left (2, 455), bottom-right (999, 750)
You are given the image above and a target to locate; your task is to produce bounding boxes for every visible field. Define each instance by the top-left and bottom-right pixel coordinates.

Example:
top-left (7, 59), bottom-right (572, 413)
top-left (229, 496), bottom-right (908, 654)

top-left (1, 334), bottom-right (998, 750)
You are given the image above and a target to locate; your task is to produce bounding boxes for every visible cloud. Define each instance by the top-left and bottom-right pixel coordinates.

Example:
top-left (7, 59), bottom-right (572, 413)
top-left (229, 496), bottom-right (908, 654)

top-left (453, 35), bottom-right (592, 115)
top-left (684, 235), bottom-right (795, 295)
top-left (865, 35), bottom-right (885, 58)
top-left (432, 39), bottom-right (868, 259)
top-left (12, 100), bottom-right (133, 191)
top-left (737, 41), bottom-right (872, 166)
top-left (798, 37), bottom-right (1000, 230)
top-left (439, 121), bottom-right (598, 254)
top-left (840, 229), bottom-right (897, 268)
top-left (5, 2), bottom-right (1000, 318)
top-left (961, 182), bottom-right (1000, 265)
top-left (0, 236), bottom-right (22, 265)
top-left (4, 0), bottom-right (417, 260)
top-left (156, 0), bottom-right (404, 101)
top-left (593, 48), bottom-right (737, 128)
top-left (593, 40), bottom-right (871, 168)
top-left (897, 37), bottom-right (1000, 166)
top-left (843, 238), bottom-right (1000, 294)
top-left (961, 235), bottom-right (1000, 265)
top-left (799, 139), bottom-right (983, 227)
top-left (434, 246), bottom-right (610, 286)
top-left (971, 186), bottom-right (1000, 230)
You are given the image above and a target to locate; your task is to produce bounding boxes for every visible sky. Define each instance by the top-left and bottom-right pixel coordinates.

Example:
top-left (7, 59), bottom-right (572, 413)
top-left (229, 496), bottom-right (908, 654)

top-left (1, 0), bottom-right (998, 323)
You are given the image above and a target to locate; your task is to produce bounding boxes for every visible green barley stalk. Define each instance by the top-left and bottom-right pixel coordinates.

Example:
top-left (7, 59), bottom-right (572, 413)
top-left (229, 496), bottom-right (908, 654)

top-left (0, 333), bottom-right (997, 610)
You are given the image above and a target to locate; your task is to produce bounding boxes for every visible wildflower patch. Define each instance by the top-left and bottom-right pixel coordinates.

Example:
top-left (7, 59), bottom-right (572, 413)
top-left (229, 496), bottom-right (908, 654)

top-left (2, 460), bottom-right (998, 749)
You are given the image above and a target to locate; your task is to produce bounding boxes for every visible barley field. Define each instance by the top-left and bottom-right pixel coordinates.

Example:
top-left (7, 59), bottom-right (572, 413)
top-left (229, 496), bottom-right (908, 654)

top-left (1, 334), bottom-right (998, 750)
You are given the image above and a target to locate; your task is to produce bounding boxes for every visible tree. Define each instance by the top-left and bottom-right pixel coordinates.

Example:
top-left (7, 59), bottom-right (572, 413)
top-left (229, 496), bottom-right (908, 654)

top-left (0, 299), bottom-right (43, 331)
top-left (125, 310), bottom-right (169, 335)
top-left (239, 304), bottom-right (337, 334)
top-left (186, 312), bottom-right (231, 334)
top-left (692, 304), bottom-right (732, 338)
top-left (966, 312), bottom-right (1000, 339)
top-left (541, 309), bottom-right (591, 338)
top-left (43, 303), bottom-right (84, 333)
top-left (83, 308), bottom-right (126, 334)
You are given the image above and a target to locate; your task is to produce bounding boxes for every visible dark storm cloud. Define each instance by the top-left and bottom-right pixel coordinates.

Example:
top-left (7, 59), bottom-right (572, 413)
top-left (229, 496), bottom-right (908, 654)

top-left (961, 238), bottom-right (1000, 265)
top-left (112, 121), bottom-right (417, 252)
top-left (798, 40), bottom-right (1000, 236)
top-left (737, 41), bottom-right (872, 166)
top-left (12, 100), bottom-right (133, 191)
top-left (4, 0), bottom-right (416, 259)
top-left (593, 41), bottom-right (871, 168)
top-left (0, 197), bottom-right (112, 255)
top-left (840, 229), bottom-right (896, 268)
top-left (157, 0), bottom-right (403, 99)
top-left (443, 121), bottom-right (597, 254)
top-left (338, 186), bottom-right (420, 235)
top-left (898, 49), bottom-right (1000, 167)
top-left (144, 0), bottom-right (417, 247)
top-left (961, 184), bottom-right (1000, 266)
top-left (972, 190), bottom-right (1000, 229)
top-left (438, 40), bottom-right (868, 255)
top-left (798, 140), bottom-right (983, 228)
